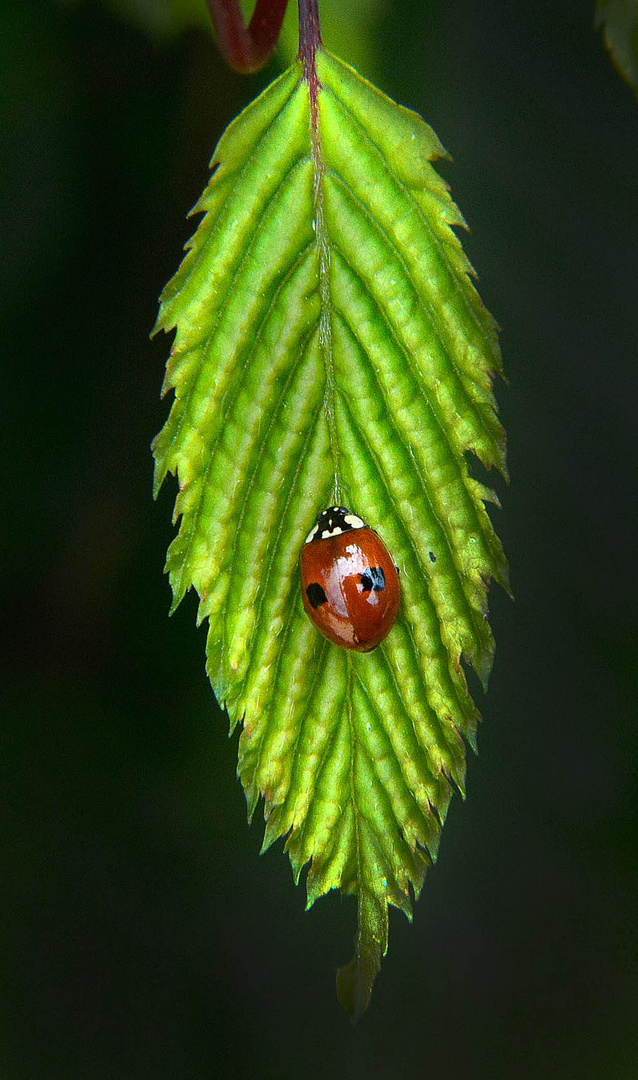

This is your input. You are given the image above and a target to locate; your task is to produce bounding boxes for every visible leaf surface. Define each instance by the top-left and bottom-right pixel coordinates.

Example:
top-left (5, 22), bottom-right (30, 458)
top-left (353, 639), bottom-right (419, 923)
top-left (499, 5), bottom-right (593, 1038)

top-left (153, 49), bottom-right (508, 1019)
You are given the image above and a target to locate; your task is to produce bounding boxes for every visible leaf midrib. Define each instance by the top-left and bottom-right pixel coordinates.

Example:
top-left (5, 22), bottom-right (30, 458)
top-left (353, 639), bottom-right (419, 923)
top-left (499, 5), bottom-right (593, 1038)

top-left (219, 325), bottom-right (320, 664)
top-left (305, 54), bottom-right (474, 907)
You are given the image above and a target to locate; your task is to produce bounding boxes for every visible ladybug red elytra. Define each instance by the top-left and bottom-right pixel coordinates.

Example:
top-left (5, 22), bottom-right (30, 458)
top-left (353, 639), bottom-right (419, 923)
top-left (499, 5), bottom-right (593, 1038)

top-left (300, 506), bottom-right (400, 652)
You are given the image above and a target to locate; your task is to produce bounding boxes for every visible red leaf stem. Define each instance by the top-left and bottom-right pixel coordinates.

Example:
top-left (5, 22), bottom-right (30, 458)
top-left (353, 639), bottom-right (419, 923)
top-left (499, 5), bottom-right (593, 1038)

top-left (207, 0), bottom-right (290, 74)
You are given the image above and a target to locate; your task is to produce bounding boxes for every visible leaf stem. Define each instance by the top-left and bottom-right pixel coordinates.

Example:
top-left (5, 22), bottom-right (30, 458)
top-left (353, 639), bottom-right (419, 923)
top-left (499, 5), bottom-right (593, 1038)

top-left (207, 0), bottom-right (289, 74)
top-left (298, 0), bottom-right (322, 79)
top-left (298, 1), bottom-right (340, 501)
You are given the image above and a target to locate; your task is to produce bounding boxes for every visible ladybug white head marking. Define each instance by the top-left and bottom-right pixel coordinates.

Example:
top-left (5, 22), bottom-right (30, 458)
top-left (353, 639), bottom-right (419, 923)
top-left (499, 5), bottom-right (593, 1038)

top-left (305, 506), bottom-right (367, 543)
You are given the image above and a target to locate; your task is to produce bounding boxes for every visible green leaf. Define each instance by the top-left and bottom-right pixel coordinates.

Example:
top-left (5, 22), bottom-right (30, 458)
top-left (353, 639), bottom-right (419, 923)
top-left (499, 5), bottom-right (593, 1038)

top-left (596, 0), bottom-right (638, 96)
top-left (153, 49), bottom-right (508, 1019)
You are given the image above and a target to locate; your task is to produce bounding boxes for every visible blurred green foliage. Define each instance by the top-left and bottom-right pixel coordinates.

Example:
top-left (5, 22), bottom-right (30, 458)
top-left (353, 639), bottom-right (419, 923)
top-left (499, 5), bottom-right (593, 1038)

top-left (64, 0), bottom-right (389, 75)
top-left (62, 0), bottom-right (210, 39)
top-left (596, 0), bottom-right (638, 95)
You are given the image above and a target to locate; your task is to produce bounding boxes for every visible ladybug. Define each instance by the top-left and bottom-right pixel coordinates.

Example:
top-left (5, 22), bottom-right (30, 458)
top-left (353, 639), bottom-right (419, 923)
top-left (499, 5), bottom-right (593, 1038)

top-left (300, 506), bottom-right (400, 652)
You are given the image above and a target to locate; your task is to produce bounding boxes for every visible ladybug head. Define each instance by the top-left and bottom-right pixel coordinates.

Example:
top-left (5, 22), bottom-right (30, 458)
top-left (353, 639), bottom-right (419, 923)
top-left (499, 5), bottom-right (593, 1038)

top-left (305, 505), bottom-right (366, 544)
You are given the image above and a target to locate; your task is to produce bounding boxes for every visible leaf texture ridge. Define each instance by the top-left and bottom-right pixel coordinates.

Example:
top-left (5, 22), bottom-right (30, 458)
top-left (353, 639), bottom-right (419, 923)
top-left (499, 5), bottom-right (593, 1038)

top-left (153, 49), bottom-right (508, 1020)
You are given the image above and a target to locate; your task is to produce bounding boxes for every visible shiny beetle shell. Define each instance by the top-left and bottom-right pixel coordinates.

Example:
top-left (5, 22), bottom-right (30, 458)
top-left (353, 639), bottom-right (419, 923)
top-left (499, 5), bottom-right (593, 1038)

top-left (300, 506), bottom-right (400, 652)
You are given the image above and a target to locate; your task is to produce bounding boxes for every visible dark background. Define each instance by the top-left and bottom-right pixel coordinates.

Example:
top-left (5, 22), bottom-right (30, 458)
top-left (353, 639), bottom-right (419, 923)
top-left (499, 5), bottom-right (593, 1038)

top-left (2, 1), bottom-right (638, 1077)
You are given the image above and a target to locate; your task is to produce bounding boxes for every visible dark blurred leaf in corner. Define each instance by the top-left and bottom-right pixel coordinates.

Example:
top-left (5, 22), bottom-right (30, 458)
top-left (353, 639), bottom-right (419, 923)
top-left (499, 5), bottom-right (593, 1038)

top-left (59, 0), bottom-right (210, 40)
top-left (596, 0), bottom-right (638, 96)
top-left (0, 2), bottom-right (87, 315)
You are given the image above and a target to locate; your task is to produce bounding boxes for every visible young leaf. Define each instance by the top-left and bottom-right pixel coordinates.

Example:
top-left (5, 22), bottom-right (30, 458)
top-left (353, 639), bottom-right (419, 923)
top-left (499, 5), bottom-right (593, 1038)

top-left (153, 48), bottom-right (508, 1019)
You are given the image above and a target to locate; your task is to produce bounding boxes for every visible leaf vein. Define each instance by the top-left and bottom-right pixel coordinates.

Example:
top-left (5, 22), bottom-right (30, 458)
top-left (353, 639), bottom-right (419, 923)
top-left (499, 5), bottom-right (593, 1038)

top-left (335, 362), bottom-right (489, 659)
top-left (218, 325), bottom-right (320, 667)
top-left (353, 668), bottom-right (434, 846)
top-left (158, 157), bottom-right (312, 487)
top-left (321, 82), bottom-right (498, 355)
top-left (326, 169), bottom-right (501, 451)
top-left (290, 680), bottom-right (348, 862)
top-left (167, 243), bottom-right (316, 593)
top-left (232, 403), bottom-right (327, 715)
top-left (160, 75), bottom-right (304, 320)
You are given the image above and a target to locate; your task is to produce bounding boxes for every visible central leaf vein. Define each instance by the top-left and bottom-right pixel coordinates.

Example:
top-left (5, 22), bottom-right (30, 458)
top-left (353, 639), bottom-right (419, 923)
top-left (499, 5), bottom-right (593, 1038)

top-left (307, 70), bottom-right (341, 500)
top-left (219, 326), bottom-right (320, 653)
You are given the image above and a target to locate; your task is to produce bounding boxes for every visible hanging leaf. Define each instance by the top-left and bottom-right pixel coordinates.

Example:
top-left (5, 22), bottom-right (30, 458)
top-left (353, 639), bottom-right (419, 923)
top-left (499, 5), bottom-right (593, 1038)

top-left (153, 48), bottom-right (508, 1020)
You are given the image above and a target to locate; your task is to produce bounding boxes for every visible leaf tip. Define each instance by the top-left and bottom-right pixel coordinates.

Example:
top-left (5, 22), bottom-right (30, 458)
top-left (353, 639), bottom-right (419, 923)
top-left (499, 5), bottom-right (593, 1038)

top-left (168, 589), bottom-right (184, 617)
top-left (336, 889), bottom-right (388, 1021)
top-left (336, 954), bottom-right (371, 1024)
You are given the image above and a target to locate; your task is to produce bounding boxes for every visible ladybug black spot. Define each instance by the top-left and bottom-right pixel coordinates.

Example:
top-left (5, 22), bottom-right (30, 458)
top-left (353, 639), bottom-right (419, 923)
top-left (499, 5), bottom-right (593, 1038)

top-left (306, 582), bottom-right (327, 609)
top-left (360, 567), bottom-right (385, 593)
